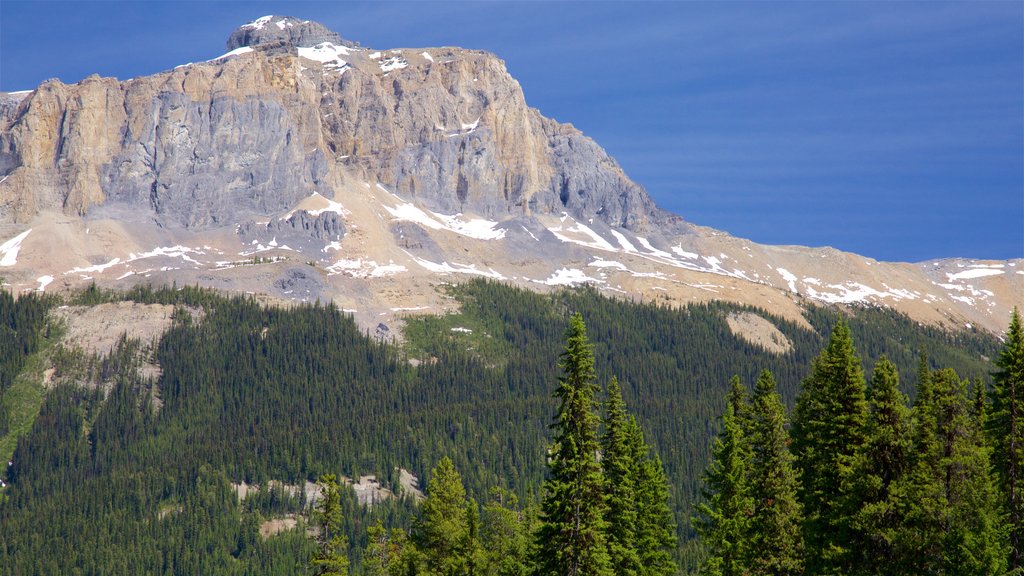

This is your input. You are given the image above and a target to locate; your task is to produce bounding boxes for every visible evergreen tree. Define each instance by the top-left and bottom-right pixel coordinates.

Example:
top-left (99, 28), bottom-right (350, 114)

top-left (791, 317), bottom-right (868, 574)
top-left (311, 473), bottom-right (350, 576)
top-left (601, 377), bottom-right (641, 576)
top-left (364, 520), bottom-right (411, 576)
top-left (989, 308), bottom-right (1024, 571)
top-left (746, 369), bottom-right (803, 575)
top-left (414, 457), bottom-right (475, 575)
top-left (696, 400), bottom-right (752, 576)
top-left (533, 313), bottom-right (612, 576)
top-left (895, 368), bottom-right (1007, 575)
top-left (626, 417), bottom-right (677, 576)
top-left (848, 357), bottom-right (911, 573)
top-left (480, 488), bottom-right (531, 576)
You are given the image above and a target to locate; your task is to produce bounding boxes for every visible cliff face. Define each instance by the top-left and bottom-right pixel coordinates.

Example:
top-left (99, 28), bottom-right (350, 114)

top-left (0, 16), bottom-right (671, 232)
top-left (0, 16), bottom-right (1016, 336)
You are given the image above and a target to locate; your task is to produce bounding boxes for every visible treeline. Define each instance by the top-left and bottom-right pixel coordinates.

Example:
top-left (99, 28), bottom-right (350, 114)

top-left (0, 280), bottom-right (1004, 573)
top-left (0, 290), bottom-right (51, 435)
top-left (697, 312), bottom-right (1023, 574)
top-left (313, 314), bottom-right (676, 576)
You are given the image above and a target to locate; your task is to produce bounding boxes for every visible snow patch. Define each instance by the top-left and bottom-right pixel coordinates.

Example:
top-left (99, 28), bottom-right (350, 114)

top-left (36, 276), bottom-right (53, 291)
top-left (208, 46), bottom-right (253, 62)
top-left (384, 203), bottom-right (505, 240)
top-left (406, 253), bottom-right (505, 279)
top-left (548, 215), bottom-right (617, 251)
top-left (0, 229), bottom-right (31, 267)
top-left (609, 230), bottom-right (638, 252)
top-left (946, 268), bottom-right (1005, 281)
top-left (421, 51), bottom-right (434, 62)
top-left (536, 268), bottom-right (603, 286)
top-left (65, 258), bottom-right (121, 275)
top-left (297, 43), bottom-right (351, 72)
top-left (241, 15), bottom-right (274, 30)
top-left (776, 268), bottom-right (798, 293)
top-left (380, 56), bottom-right (408, 72)
top-left (327, 259), bottom-right (406, 279)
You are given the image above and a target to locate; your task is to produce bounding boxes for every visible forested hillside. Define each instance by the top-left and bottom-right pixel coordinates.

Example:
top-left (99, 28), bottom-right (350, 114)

top-left (0, 281), bottom-right (1002, 573)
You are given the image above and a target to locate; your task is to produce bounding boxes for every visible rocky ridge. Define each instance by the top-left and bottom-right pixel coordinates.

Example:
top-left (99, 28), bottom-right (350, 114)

top-left (0, 16), bottom-right (1019, 335)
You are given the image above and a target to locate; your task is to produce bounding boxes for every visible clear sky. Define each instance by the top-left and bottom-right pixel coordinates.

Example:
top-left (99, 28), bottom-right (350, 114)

top-left (1, 1), bottom-right (1021, 263)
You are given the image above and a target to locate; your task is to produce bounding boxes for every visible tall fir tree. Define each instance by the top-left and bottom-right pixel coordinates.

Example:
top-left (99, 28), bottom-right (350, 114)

top-left (791, 317), bottom-right (868, 574)
top-left (311, 474), bottom-right (350, 576)
top-left (696, 398), bottom-right (753, 576)
top-left (625, 416), bottom-right (678, 576)
top-left (600, 377), bottom-right (641, 576)
top-left (533, 313), bottom-right (612, 576)
top-left (413, 457), bottom-right (475, 576)
top-left (746, 369), bottom-right (803, 576)
top-left (846, 357), bottom-right (912, 574)
top-left (989, 308), bottom-right (1024, 571)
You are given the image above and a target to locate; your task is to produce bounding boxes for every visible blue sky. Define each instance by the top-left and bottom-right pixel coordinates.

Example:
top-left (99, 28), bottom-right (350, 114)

top-left (1, 1), bottom-right (1021, 262)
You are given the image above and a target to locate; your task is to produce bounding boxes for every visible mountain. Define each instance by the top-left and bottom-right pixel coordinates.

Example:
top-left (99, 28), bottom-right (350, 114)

top-left (0, 16), bottom-right (1018, 334)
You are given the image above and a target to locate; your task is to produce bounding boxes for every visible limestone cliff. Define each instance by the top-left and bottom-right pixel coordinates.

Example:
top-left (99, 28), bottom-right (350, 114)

top-left (0, 16), bottom-right (675, 233)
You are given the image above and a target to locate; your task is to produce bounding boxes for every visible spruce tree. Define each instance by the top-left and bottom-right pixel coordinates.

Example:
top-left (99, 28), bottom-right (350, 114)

top-left (414, 457), bottom-right (475, 575)
top-left (311, 473), bottom-right (350, 576)
top-left (696, 399), bottom-right (752, 576)
top-left (480, 488), bottom-right (531, 576)
top-left (791, 317), bottom-right (868, 574)
top-left (626, 417), bottom-right (677, 576)
top-left (746, 369), bottom-right (803, 576)
top-left (533, 313), bottom-right (612, 576)
top-left (849, 357), bottom-right (911, 573)
top-left (989, 308), bottom-right (1024, 571)
top-left (895, 368), bottom-right (1007, 575)
top-left (601, 377), bottom-right (641, 576)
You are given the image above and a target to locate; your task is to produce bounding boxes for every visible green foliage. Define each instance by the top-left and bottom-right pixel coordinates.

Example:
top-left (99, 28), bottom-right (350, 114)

top-left (989, 308), bottom-right (1024, 571)
top-left (480, 488), bottom-right (534, 576)
top-left (746, 370), bottom-right (803, 575)
top-left (847, 357), bottom-right (912, 572)
top-left (414, 457), bottom-right (474, 575)
top-left (312, 473), bottom-right (350, 575)
top-left (601, 377), bottom-right (641, 576)
top-left (792, 318), bottom-right (868, 573)
top-left (695, 400), bottom-right (752, 576)
top-left (0, 280), bottom-right (1006, 573)
top-left (533, 313), bottom-right (612, 576)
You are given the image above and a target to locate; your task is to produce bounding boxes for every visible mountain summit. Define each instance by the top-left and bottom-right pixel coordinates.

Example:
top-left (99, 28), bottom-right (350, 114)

top-left (0, 17), bottom-right (1018, 334)
top-left (226, 15), bottom-right (360, 51)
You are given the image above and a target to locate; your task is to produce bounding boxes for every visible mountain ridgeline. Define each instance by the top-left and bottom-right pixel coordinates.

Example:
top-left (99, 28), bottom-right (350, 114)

top-left (0, 15), bottom-right (1017, 336)
top-left (0, 280), bottom-right (1005, 573)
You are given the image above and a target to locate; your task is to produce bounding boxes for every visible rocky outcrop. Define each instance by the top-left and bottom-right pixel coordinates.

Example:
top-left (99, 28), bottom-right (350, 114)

top-left (0, 18), bottom-right (673, 233)
top-left (238, 211), bottom-right (345, 256)
top-left (226, 15), bottom-right (357, 51)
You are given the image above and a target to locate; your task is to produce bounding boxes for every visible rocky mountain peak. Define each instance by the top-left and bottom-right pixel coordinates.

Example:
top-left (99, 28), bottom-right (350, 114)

top-left (226, 15), bottom-right (359, 51)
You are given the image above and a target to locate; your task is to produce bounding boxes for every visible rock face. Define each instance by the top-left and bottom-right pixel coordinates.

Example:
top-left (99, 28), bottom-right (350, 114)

top-left (0, 18), bottom-right (674, 234)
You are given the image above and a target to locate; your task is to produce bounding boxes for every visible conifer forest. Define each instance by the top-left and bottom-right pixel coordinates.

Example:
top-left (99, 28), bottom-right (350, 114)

top-left (0, 280), bottom-right (1017, 575)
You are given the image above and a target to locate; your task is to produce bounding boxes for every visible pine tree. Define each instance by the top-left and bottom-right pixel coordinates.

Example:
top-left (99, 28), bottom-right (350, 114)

top-left (791, 317), bottom-right (868, 574)
top-left (533, 313), bottom-right (612, 576)
top-left (414, 457), bottom-right (475, 575)
top-left (601, 377), bottom-right (641, 576)
top-left (311, 473), bottom-right (349, 576)
top-left (989, 308), bottom-right (1024, 571)
top-left (848, 357), bottom-right (911, 573)
top-left (746, 369), bottom-right (803, 575)
top-left (696, 399), bottom-right (752, 576)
